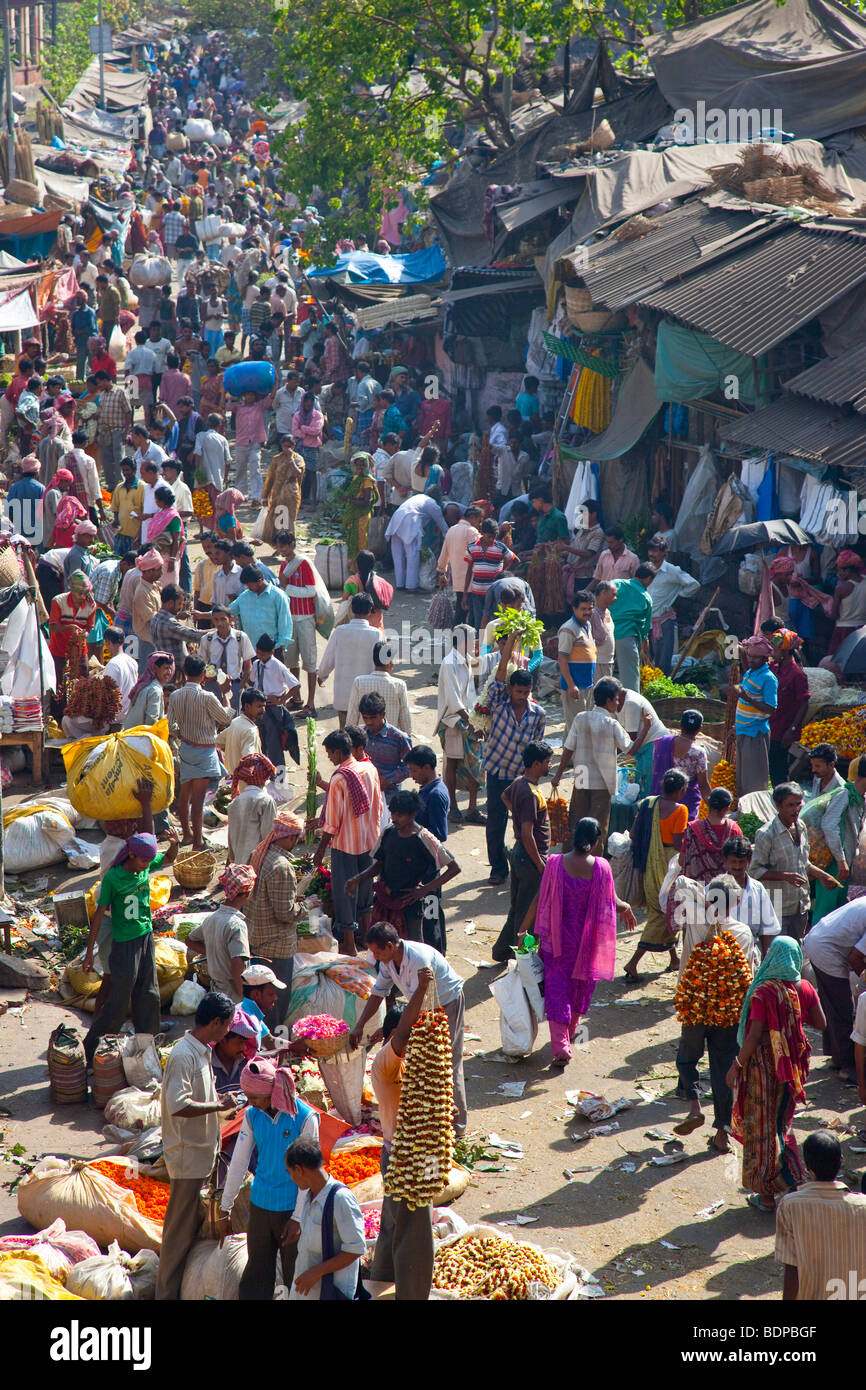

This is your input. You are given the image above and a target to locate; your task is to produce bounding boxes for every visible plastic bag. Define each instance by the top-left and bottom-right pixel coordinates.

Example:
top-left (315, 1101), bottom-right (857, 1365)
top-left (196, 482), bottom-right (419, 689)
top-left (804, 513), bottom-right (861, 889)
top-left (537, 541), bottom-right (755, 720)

top-left (66, 1242), bottom-right (159, 1301)
top-left (250, 506), bottom-right (268, 541)
top-left (154, 936), bottom-right (187, 1005)
top-left (17, 1157), bottom-right (163, 1254)
top-left (63, 720), bottom-right (175, 820)
top-left (314, 541), bottom-right (349, 592)
top-left (286, 951), bottom-right (383, 1037)
top-left (489, 961), bottom-right (537, 1058)
top-left (104, 1082), bottom-right (162, 1132)
top-left (121, 1034), bottom-right (163, 1088)
top-left (128, 254), bottom-right (172, 288)
top-left (417, 551), bottom-right (438, 593)
top-left (0, 1217), bottom-right (99, 1267)
top-left (0, 1250), bottom-right (82, 1300)
top-left (170, 979), bottom-right (207, 1016)
top-left (2, 803), bottom-right (80, 872)
top-left (516, 951), bottom-right (546, 1024)
top-left (181, 1236), bottom-right (248, 1300)
top-left (319, 1048), bottom-right (367, 1126)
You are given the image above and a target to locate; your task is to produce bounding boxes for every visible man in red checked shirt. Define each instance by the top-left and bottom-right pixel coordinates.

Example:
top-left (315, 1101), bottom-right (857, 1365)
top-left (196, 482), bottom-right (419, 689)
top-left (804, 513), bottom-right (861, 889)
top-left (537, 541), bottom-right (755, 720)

top-left (275, 530), bottom-right (320, 715)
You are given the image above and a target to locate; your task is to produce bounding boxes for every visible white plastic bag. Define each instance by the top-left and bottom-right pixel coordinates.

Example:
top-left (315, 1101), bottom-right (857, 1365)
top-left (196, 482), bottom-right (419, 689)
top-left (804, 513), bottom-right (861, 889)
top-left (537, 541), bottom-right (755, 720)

top-left (516, 951), bottom-right (545, 1023)
top-left (3, 805), bottom-right (80, 872)
top-left (319, 1048), bottom-right (367, 1126)
top-left (417, 551), bottom-right (437, 593)
top-left (489, 961), bottom-right (537, 1058)
top-left (121, 1034), bottom-right (163, 1088)
top-left (185, 117), bottom-right (215, 142)
top-left (103, 1082), bottom-right (161, 1132)
top-left (181, 1236), bottom-right (248, 1300)
top-left (66, 1241), bottom-right (135, 1300)
top-left (170, 979), bottom-right (207, 1016)
top-left (250, 506), bottom-right (268, 541)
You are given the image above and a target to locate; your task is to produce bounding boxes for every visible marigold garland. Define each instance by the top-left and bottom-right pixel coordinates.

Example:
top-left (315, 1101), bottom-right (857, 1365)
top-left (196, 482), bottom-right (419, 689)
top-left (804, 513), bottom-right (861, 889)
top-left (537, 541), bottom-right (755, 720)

top-left (674, 930), bottom-right (751, 1028)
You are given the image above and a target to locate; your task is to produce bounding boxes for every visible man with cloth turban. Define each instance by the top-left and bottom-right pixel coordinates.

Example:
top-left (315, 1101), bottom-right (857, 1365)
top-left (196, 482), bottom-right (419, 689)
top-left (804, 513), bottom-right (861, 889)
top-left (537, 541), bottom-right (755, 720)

top-left (218, 1058), bottom-right (319, 1300)
top-left (245, 814), bottom-right (306, 1020)
top-left (185, 863), bottom-right (256, 1003)
top-left (63, 518), bottom-right (98, 585)
top-left (227, 752), bottom-right (276, 867)
top-left (768, 628), bottom-right (810, 788)
top-left (733, 634), bottom-right (778, 798)
top-left (82, 808), bottom-right (180, 1065)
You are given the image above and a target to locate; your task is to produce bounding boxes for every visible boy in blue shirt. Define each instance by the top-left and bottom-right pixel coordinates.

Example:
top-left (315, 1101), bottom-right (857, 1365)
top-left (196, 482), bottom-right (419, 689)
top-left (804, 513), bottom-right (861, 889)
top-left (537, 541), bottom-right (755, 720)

top-left (734, 634), bottom-right (779, 797)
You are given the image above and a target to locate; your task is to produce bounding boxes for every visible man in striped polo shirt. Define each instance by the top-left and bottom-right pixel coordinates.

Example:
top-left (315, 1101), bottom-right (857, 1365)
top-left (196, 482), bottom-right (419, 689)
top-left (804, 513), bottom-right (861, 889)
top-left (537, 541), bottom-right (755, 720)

top-left (275, 531), bottom-right (319, 714)
top-left (557, 590), bottom-right (597, 734)
top-left (313, 730), bottom-right (384, 954)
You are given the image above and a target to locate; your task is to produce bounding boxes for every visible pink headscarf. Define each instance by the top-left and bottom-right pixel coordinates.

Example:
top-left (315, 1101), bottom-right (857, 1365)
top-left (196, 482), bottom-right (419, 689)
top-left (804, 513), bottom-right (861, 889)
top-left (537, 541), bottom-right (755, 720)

top-left (217, 487), bottom-right (243, 514)
top-left (136, 548), bottom-right (164, 573)
top-left (227, 1007), bottom-right (260, 1060)
top-left (240, 1058), bottom-right (297, 1116)
top-left (739, 635), bottom-right (774, 662)
top-left (248, 812), bottom-right (304, 877)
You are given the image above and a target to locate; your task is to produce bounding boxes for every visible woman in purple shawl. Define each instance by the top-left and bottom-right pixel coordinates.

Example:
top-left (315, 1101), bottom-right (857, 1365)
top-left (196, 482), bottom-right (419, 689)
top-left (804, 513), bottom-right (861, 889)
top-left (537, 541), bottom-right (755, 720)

top-left (650, 709), bottom-right (712, 820)
top-left (530, 817), bottom-right (619, 1067)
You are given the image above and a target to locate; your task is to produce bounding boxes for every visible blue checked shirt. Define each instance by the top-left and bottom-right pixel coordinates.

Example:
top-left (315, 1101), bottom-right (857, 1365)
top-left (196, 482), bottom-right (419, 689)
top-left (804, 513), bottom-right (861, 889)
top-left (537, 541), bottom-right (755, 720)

top-left (162, 210), bottom-right (184, 246)
top-left (366, 722), bottom-right (413, 800)
top-left (90, 557), bottom-right (121, 607)
top-left (484, 679), bottom-right (546, 780)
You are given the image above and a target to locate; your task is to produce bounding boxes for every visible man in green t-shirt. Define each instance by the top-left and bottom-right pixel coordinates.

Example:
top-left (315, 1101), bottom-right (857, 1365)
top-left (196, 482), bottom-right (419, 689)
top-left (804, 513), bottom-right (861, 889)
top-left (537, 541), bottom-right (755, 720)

top-left (608, 566), bottom-right (655, 694)
top-left (82, 784), bottom-right (179, 1066)
top-left (529, 484), bottom-right (569, 544)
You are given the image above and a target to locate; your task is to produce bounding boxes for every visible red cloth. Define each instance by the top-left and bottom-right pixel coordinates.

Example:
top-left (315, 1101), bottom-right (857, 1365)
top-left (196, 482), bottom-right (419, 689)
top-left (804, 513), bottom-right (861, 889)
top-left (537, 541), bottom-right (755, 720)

top-left (280, 556), bottom-right (316, 617)
top-left (769, 659), bottom-right (810, 741)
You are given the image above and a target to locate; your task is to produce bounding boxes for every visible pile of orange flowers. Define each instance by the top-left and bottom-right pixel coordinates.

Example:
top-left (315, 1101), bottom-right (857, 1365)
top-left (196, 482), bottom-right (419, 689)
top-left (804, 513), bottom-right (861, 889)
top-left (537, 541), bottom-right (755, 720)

top-left (674, 931), bottom-right (752, 1027)
top-left (192, 488), bottom-right (214, 520)
top-left (698, 757), bottom-right (737, 819)
top-left (325, 1146), bottom-right (382, 1186)
top-left (91, 1160), bottom-right (170, 1224)
top-left (801, 706), bottom-right (866, 759)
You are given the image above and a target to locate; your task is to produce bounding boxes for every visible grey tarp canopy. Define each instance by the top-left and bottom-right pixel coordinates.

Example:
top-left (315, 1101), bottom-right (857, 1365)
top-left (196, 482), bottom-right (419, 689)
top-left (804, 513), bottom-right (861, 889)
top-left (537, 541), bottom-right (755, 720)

top-left (563, 357), bottom-right (661, 460)
top-left (645, 0), bottom-right (866, 141)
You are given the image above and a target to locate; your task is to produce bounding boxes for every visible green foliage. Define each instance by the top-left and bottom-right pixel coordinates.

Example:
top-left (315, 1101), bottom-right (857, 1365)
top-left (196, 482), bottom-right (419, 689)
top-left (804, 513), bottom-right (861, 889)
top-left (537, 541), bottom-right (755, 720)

top-left (643, 676), bottom-right (705, 700)
top-left (42, 0), bottom-right (146, 103)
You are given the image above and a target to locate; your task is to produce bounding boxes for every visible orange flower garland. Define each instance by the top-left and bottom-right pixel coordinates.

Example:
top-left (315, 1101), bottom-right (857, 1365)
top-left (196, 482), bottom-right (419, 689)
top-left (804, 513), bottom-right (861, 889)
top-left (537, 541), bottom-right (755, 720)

top-left (91, 1160), bottom-right (170, 1223)
top-left (325, 1146), bottom-right (382, 1186)
top-left (674, 931), bottom-right (751, 1028)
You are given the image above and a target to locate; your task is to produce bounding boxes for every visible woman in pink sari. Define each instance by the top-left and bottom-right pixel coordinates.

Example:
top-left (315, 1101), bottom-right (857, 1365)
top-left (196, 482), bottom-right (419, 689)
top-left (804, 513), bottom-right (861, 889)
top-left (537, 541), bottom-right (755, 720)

top-left (146, 484), bottom-right (185, 587)
top-left (531, 816), bottom-right (619, 1067)
top-left (678, 787), bottom-right (742, 883)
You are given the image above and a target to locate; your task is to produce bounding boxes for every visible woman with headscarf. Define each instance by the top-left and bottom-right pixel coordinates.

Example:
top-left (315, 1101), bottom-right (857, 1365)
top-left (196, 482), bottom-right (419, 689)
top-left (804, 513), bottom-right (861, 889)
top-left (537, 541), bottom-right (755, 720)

top-left (146, 484), bottom-right (185, 588)
top-left (261, 434), bottom-right (304, 542)
top-left (215, 486), bottom-right (244, 540)
top-left (734, 634), bottom-right (778, 799)
top-left (123, 651), bottom-right (175, 729)
top-left (726, 937), bottom-right (826, 1211)
top-left (48, 570), bottom-right (96, 700)
top-left (334, 452), bottom-right (377, 559)
top-left (48, 470), bottom-right (88, 547)
top-left (89, 336), bottom-right (117, 379)
top-left (218, 1057), bottom-right (319, 1300)
top-left (227, 753), bottom-right (277, 866)
top-left (81, 823), bottom-right (180, 1066)
top-left (768, 627), bottom-right (811, 787)
top-left (342, 548), bottom-right (393, 633)
top-left (244, 813), bottom-right (306, 1005)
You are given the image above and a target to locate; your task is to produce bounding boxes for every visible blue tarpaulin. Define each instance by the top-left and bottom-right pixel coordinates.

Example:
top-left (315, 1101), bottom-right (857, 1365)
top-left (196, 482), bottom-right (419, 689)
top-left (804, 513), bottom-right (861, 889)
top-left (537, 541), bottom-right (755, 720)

top-left (654, 320), bottom-right (768, 408)
top-left (306, 244), bottom-right (447, 285)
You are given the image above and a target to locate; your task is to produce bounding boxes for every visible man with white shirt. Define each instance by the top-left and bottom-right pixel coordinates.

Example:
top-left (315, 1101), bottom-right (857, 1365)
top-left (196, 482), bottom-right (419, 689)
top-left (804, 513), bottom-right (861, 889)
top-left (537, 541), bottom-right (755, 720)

top-left (723, 836), bottom-right (781, 962)
top-left (345, 640), bottom-right (411, 733)
top-left (273, 372), bottom-right (305, 440)
top-left (193, 415), bottom-right (232, 492)
top-left (75, 249), bottom-right (98, 294)
top-left (348, 359), bottom-right (379, 441)
top-left (210, 539), bottom-right (243, 607)
top-left (803, 900), bottom-right (866, 1081)
top-left (102, 626), bottom-right (139, 717)
top-left (349, 926), bottom-right (468, 1135)
top-left (318, 593), bottom-right (380, 727)
top-left (138, 457), bottom-right (170, 525)
top-left (124, 333), bottom-right (158, 423)
top-left (437, 504), bottom-right (481, 623)
top-left (487, 405), bottom-right (509, 496)
top-left (199, 605), bottom-right (254, 711)
top-left (380, 435), bottom-right (419, 507)
top-left (384, 492), bottom-right (448, 592)
top-left (646, 534), bottom-right (701, 674)
top-left (219, 689), bottom-right (266, 774)
top-left (592, 582), bottom-right (617, 681)
top-left (147, 321), bottom-right (174, 391)
top-left (615, 684), bottom-right (668, 793)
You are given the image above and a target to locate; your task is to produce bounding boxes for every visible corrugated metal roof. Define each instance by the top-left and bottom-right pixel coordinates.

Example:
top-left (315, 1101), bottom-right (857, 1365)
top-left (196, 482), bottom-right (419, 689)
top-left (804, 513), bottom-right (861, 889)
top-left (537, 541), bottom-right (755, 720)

top-left (721, 396), bottom-right (866, 468)
top-left (573, 201), bottom-right (779, 311)
top-left (638, 224), bottom-right (866, 356)
top-left (783, 344), bottom-right (866, 413)
top-left (354, 295), bottom-right (441, 331)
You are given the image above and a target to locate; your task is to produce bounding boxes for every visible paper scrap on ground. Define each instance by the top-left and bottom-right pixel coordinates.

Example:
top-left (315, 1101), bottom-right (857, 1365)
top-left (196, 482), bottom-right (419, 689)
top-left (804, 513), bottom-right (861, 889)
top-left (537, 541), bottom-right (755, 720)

top-left (499, 1214), bottom-right (537, 1226)
top-left (697, 1200), bottom-right (725, 1218)
top-left (498, 1082), bottom-right (527, 1098)
top-left (659, 1240), bottom-right (679, 1250)
top-left (650, 1153), bottom-right (687, 1166)
top-left (464, 959), bottom-right (498, 969)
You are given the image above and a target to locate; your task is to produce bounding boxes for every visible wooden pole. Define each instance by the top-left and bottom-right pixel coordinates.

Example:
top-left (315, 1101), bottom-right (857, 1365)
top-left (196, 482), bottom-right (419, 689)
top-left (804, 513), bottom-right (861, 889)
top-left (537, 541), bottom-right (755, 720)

top-left (669, 585), bottom-right (721, 681)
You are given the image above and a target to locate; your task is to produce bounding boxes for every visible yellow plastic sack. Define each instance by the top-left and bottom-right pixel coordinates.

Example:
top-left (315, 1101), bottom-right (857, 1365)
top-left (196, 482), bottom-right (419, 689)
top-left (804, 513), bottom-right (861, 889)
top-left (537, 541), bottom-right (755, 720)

top-left (154, 936), bottom-right (187, 1004)
top-left (0, 1250), bottom-right (82, 1300)
top-left (62, 721), bottom-right (175, 821)
top-left (84, 874), bottom-right (172, 923)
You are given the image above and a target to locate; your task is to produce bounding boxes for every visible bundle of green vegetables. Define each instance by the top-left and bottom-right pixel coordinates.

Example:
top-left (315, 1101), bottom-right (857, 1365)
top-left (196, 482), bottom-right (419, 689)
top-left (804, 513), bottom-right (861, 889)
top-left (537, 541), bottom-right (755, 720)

top-left (737, 811), bottom-right (765, 842)
top-left (643, 675), bottom-right (705, 701)
top-left (492, 605), bottom-right (544, 655)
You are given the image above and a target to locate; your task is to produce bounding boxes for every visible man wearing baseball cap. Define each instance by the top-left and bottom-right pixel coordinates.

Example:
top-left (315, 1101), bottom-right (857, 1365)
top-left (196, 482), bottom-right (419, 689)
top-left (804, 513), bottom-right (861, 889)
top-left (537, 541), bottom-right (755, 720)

top-left (241, 964), bottom-right (286, 1050)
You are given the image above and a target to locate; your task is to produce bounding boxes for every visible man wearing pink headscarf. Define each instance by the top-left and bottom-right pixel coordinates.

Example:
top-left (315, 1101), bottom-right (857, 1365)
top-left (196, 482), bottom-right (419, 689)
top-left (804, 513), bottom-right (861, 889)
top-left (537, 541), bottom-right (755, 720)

top-left (132, 549), bottom-right (165, 671)
top-left (733, 635), bottom-right (778, 797)
top-left (219, 1057), bottom-right (319, 1300)
top-left (185, 863), bottom-right (256, 1003)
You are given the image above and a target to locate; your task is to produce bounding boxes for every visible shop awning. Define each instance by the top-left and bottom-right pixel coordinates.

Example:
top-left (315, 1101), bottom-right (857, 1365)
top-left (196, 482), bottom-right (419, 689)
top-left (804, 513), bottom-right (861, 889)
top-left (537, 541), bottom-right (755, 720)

top-left (721, 395), bottom-right (866, 468)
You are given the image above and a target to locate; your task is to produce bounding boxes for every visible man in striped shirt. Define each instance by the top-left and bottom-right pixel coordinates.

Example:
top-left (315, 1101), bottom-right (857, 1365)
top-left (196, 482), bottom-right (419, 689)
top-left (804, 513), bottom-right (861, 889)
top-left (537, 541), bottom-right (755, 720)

top-left (776, 1130), bottom-right (866, 1299)
top-left (464, 519), bottom-right (517, 631)
top-left (275, 531), bottom-right (319, 714)
top-left (345, 641), bottom-right (411, 734)
top-left (312, 729), bottom-right (384, 955)
top-left (167, 655), bottom-right (234, 851)
top-left (483, 631), bottom-right (546, 885)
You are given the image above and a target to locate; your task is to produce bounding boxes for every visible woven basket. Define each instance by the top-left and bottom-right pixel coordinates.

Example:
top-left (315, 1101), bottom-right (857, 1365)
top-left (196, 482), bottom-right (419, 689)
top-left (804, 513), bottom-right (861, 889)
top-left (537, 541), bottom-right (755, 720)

top-left (564, 285), bottom-right (593, 322)
top-left (293, 1025), bottom-right (350, 1058)
top-left (573, 310), bottom-right (612, 333)
top-left (173, 849), bottom-right (216, 891)
top-left (743, 175), bottom-right (804, 205)
top-left (653, 695), bottom-right (728, 721)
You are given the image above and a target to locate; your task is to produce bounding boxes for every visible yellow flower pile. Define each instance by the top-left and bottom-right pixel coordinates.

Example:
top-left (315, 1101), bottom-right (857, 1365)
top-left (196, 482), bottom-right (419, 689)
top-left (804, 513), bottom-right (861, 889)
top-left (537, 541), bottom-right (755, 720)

top-left (699, 758), bottom-right (738, 818)
top-left (674, 930), bottom-right (752, 1027)
top-left (433, 1232), bottom-right (561, 1299)
top-left (384, 1007), bottom-right (453, 1210)
top-left (192, 489), bottom-right (214, 520)
top-left (641, 664), bottom-right (665, 692)
top-left (801, 706), bottom-right (866, 759)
